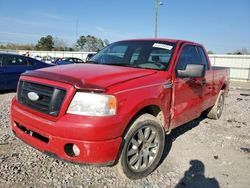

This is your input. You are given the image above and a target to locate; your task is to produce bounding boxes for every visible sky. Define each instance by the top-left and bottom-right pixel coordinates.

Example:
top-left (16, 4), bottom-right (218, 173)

top-left (0, 0), bottom-right (249, 53)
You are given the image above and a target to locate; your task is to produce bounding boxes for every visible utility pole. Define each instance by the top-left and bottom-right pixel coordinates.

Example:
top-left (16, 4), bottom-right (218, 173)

top-left (76, 17), bottom-right (78, 41)
top-left (155, 0), bottom-right (164, 38)
top-left (155, 0), bottom-right (158, 38)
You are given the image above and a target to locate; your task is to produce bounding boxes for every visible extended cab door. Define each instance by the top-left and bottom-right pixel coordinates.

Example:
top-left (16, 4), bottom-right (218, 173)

top-left (197, 46), bottom-right (214, 111)
top-left (2, 55), bottom-right (31, 90)
top-left (172, 44), bottom-right (207, 128)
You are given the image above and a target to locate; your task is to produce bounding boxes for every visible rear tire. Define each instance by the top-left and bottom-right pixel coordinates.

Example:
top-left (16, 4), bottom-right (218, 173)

top-left (207, 90), bottom-right (225, 119)
top-left (116, 114), bottom-right (165, 179)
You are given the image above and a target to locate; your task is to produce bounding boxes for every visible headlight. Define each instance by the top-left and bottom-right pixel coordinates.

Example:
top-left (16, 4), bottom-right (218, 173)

top-left (67, 92), bottom-right (117, 116)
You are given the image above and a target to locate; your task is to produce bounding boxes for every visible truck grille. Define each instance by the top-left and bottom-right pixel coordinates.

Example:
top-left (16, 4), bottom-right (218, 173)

top-left (17, 81), bottom-right (66, 116)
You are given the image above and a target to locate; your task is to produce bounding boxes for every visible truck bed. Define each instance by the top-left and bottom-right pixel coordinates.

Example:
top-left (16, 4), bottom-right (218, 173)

top-left (212, 66), bottom-right (230, 70)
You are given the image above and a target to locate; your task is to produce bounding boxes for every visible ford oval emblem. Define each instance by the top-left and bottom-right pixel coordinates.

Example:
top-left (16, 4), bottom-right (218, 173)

top-left (27, 92), bottom-right (39, 101)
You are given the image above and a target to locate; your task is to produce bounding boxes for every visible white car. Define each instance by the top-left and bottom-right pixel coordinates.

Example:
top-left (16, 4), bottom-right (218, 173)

top-left (41, 56), bottom-right (56, 64)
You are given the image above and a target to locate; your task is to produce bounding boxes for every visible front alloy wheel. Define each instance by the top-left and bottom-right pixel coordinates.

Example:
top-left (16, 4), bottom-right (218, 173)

top-left (117, 114), bottom-right (165, 179)
top-left (126, 126), bottom-right (159, 172)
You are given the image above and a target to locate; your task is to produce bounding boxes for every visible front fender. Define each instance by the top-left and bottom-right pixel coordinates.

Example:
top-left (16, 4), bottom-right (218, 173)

top-left (114, 82), bottom-right (172, 132)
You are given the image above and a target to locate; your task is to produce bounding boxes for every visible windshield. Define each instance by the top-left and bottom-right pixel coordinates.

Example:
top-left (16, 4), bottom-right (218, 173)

top-left (89, 40), bottom-right (176, 70)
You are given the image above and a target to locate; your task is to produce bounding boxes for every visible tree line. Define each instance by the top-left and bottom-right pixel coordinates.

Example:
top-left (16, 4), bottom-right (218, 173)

top-left (208, 48), bottom-right (249, 55)
top-left (0, 36), bottom-right (249, 54)
top-left (0, 35), bottom-right (110, 52)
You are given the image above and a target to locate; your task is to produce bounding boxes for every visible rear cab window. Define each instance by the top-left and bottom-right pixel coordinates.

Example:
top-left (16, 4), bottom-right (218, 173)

top-left (197, 47), bottom-right (209, 70)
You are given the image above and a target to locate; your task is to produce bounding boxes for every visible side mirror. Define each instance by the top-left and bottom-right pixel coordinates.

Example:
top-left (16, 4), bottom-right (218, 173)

top-left (176, 64), bottom-right (205, 78)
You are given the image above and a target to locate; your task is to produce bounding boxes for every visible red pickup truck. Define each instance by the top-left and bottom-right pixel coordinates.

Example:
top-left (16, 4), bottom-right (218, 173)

top-left (11, 39), bottom-right (229, 179)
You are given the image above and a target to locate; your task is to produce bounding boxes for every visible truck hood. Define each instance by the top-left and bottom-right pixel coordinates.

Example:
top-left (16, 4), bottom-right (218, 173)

top-left (22, 64), bottom-right (156, 92)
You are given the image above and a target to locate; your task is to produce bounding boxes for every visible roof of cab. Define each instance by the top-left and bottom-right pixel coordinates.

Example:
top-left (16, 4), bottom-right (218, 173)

top-left (119, 38), bottom-right (201, 46)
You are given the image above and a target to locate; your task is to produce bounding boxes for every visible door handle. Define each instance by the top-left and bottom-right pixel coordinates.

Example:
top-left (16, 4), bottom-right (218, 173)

top-left (201, 79), bottom-right (206, 85)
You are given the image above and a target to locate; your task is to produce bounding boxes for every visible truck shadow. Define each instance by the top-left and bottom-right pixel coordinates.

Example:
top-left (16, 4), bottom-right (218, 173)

top-left (175, 159), bottom-right (220, 188)
top-left (159, 114), bottom-right (207, 165)
top-left (157, 115), bottom-right (220, 187)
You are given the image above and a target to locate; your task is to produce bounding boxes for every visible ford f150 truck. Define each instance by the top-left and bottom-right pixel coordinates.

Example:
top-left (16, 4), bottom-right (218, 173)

top-left (11, 39), bottom-right (229, 179)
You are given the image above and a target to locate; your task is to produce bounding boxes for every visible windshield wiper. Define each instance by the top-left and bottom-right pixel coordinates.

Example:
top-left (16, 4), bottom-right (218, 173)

top-left (85, 60), bottom-right (99, 64)
top-left (85, 61), bottom-right (160, 70)
top-left (103, 63), bottom-right (158, 70)
top-left (104, 63), bottom-right (134, 67)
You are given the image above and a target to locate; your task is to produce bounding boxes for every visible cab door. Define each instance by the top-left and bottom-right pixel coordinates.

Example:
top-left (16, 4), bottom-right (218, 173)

top-left (172, 44), bottom-right (205, 128)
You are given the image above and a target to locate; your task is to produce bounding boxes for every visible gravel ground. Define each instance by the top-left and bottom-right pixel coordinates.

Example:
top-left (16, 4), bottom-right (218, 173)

top-left (0, 88), bottom-right (250, 188)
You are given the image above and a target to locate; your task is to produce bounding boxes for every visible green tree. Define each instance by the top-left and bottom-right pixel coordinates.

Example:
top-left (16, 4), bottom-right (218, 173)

top-left (0, 43), bottom-right (35, 50)
top-left (75, 36), bottom-right (87, 50)
top-left (75, 35), bottom-right (107, 52)
top-left (35, 35), bottom-right (54, 51)
top-left (207, 51), bottom-right (214, 54)
top-left (53, 37), bottom-right (68, 51)
top-left (227, 48), bottom-right (249, 55)
top-left (103, 39), bottom-right (110, 47)
top-left (236, 48), bottom-right (248, 55)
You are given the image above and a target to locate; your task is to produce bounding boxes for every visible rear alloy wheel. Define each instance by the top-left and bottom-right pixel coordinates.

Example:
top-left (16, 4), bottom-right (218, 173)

top-left (207, 90), bottom-right (225, 119)
top-left (117, 114), bottom-right (165, 179)
top-left (216, 93), bottom-right (224, 117)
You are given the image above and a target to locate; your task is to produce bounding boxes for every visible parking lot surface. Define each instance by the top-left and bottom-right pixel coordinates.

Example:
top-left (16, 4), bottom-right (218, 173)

top-left (0, 88), bottom-right (250, 188)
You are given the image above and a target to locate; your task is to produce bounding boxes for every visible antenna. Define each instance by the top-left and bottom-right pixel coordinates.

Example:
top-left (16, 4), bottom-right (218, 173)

top-left (76, 17), bottom-right (78, 41)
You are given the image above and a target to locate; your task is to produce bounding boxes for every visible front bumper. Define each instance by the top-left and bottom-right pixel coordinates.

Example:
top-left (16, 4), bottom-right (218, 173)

top-left (11, 98), bottom-right (123, 165)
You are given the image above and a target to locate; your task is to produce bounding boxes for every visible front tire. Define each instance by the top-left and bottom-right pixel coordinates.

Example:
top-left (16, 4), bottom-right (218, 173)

top-left (117, 114), bottom-right (165, 179)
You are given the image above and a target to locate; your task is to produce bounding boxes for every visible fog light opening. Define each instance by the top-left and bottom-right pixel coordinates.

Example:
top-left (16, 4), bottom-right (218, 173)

top-left (64, 143), bottom-right (80, 157)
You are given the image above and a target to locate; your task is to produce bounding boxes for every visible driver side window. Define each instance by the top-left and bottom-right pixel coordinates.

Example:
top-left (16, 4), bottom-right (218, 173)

top-left (176, 45), bottom-right (201, 70)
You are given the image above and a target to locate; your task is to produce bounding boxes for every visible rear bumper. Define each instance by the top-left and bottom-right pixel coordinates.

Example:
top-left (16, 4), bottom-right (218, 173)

top-left (11, 98), bottom-right (123, 165)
